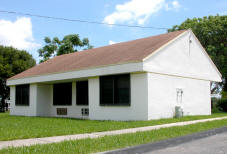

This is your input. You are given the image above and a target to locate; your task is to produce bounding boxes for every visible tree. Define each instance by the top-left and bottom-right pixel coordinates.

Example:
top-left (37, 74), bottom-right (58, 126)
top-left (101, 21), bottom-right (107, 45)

top-left (38, 34), bottom-right (93, 63)
top-left (0, 46), bottom-right (36, 112)
top-left (168, 15), bottom-right (227, 93)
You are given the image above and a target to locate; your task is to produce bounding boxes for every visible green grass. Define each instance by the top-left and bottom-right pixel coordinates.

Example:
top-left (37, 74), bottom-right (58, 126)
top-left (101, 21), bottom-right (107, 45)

top-left (1, 119), bottom-right (227, 154)
top-left (0, 112), bottom-right (227, 141)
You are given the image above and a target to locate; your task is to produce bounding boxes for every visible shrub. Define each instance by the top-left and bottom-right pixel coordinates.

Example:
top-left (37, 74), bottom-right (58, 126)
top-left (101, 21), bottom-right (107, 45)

top-left (222, 91), bottom-right (227, 99)
top-left (211, 98), bottom-right (221, 113)
top-left (218, 99), bottom-right (227, 112)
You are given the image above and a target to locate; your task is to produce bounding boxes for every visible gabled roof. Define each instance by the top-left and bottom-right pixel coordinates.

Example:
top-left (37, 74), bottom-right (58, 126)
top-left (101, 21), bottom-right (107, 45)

top-left (9, 30), bottom-right (186, 80)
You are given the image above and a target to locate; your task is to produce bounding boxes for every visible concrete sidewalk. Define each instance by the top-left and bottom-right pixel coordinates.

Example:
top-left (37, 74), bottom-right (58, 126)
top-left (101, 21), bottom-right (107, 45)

top-left (1, 116), bottom-right (227, 150)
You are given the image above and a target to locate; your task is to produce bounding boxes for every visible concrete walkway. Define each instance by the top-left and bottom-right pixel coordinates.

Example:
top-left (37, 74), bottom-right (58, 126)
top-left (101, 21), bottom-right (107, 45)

top-left (1, 116), bottom-right (227, 150)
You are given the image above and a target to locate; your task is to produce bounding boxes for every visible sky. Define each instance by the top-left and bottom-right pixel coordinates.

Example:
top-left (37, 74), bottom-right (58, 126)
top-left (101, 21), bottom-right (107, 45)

top-left (0, 0), bottom-right (226, 62)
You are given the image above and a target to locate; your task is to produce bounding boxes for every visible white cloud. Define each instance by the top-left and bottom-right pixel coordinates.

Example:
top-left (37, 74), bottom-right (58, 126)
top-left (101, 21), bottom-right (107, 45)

top-left (109, 40), bottom-right (116, 45)
top-left (172, 1), bottom-right (180, 9)
top-left (165, 0), bottom-right (181, 11)
top-left (0, 17), bottom-right (40, 50)
top-left (104, 0), bottom-right (181, 25)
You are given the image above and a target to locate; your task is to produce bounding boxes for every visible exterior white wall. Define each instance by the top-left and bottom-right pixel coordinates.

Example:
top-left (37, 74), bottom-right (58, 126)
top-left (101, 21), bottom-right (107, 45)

top-left (9, 72), bottom-right (211, 120)
top-left (147, 73), bottom-right (211, 120)
top-left (10, 84), bottom-right (38, 116)
top-left (10, 82), bottom-right (89, 118)
top-left (36, 84), bottom-right (51, 116)
top-left (41, 82), bottom-right (89, 119)
top-left (143, 31), bottom-right (221, 82)
top-left (89, 73), bottom-right (149, 121)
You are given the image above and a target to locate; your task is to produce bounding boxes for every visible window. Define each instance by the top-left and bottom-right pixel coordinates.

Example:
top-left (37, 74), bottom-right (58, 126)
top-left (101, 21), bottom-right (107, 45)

top-left (53, 82), bottom-right (72, 106)
top-left (76, 81), bottom-right (89, 105)
top-left (16, 84), bottom-right (29, 106)
top-left (100, 74), bottom-right (130, 106)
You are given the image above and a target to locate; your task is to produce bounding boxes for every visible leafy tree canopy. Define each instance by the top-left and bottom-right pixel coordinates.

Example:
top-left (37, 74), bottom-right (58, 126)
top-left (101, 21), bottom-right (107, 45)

top-left (0, 46), bottom-right (36, 111)
top-left (168, 15), bottom-right (227, 92)
top-left (38, 34), bottom-right (93, 63)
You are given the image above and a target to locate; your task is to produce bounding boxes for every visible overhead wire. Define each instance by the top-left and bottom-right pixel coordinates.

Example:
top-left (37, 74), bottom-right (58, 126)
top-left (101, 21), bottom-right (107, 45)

top-left (0, 10), bottom-right (169, 30)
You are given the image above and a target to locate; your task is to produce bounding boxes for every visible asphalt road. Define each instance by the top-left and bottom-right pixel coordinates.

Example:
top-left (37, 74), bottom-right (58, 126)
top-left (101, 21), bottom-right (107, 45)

top-left (148, 132), bottom-right (227, 154)
top-left (103, 126), bottom-right (227, 154)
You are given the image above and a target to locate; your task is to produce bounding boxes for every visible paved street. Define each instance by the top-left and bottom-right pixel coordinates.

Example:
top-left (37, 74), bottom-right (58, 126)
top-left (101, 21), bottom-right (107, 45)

top-left (104, 126), bottom-right (227, 154)
top-left (149, 132), bottom-right (227, 154)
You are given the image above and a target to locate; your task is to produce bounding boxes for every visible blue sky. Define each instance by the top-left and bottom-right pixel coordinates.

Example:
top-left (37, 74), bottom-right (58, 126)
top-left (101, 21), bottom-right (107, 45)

top-left (0, 0), bottom-right (226, 62)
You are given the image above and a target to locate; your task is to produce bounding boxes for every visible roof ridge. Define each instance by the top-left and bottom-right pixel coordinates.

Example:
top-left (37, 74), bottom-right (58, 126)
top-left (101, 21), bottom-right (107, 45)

top-left (53, 29), bottom-right (188, 58)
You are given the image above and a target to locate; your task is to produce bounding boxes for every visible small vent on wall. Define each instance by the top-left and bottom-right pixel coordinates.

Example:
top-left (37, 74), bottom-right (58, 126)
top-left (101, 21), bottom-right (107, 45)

top-left (81, 108), bottom-right (89, 116)
top-left (57, 108), bottom-right (67, 115)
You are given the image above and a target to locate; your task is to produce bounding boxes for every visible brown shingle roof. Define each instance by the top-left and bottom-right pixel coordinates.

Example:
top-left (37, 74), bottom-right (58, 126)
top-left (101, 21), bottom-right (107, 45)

top-left (9, 30), bottom-right (186, 80)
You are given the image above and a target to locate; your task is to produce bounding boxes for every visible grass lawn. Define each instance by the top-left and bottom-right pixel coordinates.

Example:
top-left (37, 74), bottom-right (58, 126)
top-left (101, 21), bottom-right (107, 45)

top-left (0, 112), bottom-right (227, 141)
top-left (1, 118), bottom-right (227, 154)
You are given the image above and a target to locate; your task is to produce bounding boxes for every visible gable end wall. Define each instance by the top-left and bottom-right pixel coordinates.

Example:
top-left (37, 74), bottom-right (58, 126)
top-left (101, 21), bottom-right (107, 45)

top-left (143, 30), bottom-right (221, 82)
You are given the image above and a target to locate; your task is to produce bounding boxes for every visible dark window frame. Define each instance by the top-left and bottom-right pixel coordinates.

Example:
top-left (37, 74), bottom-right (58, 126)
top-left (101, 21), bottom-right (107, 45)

top-left (76, 80), bottom-right (89, 106)
top-left (53, 82), bottom-right (72, 106)
top-left (15, 84), bottom-right (30, 106)
top-left (100, 74), bottom-right (131, 106)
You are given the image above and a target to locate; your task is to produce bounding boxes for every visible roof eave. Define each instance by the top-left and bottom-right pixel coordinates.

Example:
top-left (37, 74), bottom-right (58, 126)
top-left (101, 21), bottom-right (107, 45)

top-left (7, 61), bottom-right (144, 86)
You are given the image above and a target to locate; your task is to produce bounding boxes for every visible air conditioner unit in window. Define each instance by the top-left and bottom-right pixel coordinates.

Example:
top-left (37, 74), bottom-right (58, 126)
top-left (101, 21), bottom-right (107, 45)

top-left (57, 108), bottom-right (67, 115)
top-left (81, 108), bottom-right (89, 116)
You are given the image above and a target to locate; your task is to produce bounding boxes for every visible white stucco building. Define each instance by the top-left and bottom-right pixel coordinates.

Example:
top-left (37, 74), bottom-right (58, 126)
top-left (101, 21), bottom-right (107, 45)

top-left (7, 29), bottom-right (222, 121)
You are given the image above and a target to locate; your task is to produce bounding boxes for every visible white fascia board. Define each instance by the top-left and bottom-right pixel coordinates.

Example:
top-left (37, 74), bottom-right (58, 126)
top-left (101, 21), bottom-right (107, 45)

top-left (7, 62), bottom-right (143, 86)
